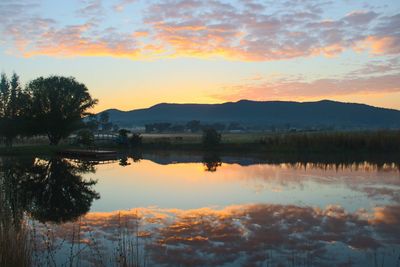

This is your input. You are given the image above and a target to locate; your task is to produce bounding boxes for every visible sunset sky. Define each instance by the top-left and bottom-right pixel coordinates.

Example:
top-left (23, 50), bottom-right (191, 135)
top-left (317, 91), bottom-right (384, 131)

top-left (0, 0), bottom-right (399, 112)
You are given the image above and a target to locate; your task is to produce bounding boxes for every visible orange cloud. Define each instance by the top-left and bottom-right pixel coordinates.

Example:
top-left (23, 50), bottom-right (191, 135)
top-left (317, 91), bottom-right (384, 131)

top-left (1, 1), bottom-right (399, 61)
top-left (31, 203), bottom-right (400, 266)
top-left (212, 72), bottom-right (400, 101)
top-left (362, 36), bottom-right (400, 54)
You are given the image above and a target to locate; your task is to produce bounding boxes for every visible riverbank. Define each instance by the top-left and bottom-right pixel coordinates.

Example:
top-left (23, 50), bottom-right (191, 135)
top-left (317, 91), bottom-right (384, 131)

top-left (121, 130), bottom-right (400, 153)
top-left (1, 131), bottom-right (399, 156)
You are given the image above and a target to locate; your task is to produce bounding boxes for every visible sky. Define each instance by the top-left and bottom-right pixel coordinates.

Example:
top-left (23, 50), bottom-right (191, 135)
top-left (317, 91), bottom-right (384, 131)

top-left (0, 0), bottom-right (399, 112)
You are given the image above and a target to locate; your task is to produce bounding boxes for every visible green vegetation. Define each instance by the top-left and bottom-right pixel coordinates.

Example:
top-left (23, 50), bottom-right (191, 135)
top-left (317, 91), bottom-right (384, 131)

top-left (0, 73), bottom-right (31, 147)
top-left (258, 131), bottom-right (400, 153)
top-left (0, 72), bottom-right (399, 154)
top-left (0, 73), bottom-right (97, 147)
top-left (27, 76), bottom-right (98, 145)
top-left (1, 131), bottom-right (399, 155)
top-left (202, 128), bottom-right (222, 149)
top-left (0, 172), bottom-right (31, 267)
top-left (145, 120), bottom-right (227, 133)
top-left (76, 129), bottom-right (95, 147)
top-left (129, 133), bottom-right (143, 147)
top-left (129, 130), bottom-right (400, 153)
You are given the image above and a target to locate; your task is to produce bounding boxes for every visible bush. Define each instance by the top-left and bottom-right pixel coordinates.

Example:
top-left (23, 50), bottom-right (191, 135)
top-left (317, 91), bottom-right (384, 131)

top-left (76, 130), bottom-right (94, 147)
top-left (202, 128), bottom-right (221, 149)
top-left (117, 129), bottom-right (130, 145)
top-left (129, 133), bottom-right (142, 147)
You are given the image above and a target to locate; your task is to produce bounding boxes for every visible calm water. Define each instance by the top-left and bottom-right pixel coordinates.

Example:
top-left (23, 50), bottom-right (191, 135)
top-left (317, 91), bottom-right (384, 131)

top-left (1, 152), bottom-right (399, 267)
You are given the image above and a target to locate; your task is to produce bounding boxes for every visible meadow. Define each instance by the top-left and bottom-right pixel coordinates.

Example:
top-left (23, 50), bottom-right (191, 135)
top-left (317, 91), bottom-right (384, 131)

top-left (138, 130), bottom-right (400, 153)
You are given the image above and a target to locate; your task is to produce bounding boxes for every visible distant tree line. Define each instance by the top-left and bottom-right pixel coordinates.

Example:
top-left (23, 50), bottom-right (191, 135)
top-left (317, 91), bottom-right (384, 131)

top-left (85, 111), bottom-right (120, 133)
top-left (0, 73), bottom-right (97, 147)
top-left (145, 120), bottom-right (244, 133)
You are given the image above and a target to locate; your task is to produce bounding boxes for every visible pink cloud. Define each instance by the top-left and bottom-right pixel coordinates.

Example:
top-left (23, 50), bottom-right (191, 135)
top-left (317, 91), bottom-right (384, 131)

top-left (212, 73), bottom-right (400, 101)
top-left (113, 0), bottom-right (136, 12)
top-left (0, 0), bottom-right (399, 60)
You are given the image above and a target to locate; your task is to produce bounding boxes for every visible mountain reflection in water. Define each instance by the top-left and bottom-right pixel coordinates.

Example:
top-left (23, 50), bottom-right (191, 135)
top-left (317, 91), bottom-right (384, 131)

top-left (0, 153), bottom-right (399, 267)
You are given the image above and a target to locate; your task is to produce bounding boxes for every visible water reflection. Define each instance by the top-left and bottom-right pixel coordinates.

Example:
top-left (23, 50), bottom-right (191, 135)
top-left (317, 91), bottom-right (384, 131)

top-left (134, 150), bottom-right (400, 171)
top-left (1, 152), bottom-right (400, 266)
top-left (32, 204), bottom-right (400, 267)
top-left (0, 157), bottom-right (99, 223)
top-left (202, 153), bottom-right (222, 172)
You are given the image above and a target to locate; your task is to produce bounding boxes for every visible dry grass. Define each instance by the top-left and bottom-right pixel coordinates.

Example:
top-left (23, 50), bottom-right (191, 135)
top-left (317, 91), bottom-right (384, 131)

top-left (0, 187), bottom-right (32, 267)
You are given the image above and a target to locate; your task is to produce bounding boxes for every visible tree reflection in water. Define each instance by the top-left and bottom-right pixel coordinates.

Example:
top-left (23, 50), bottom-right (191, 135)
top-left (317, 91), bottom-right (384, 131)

top-left (0, 157), bottom-right (99, 223)
top-left (1, 154), bottom-right (400, 266)
top-left (202, 153), bottom-right (222, 172)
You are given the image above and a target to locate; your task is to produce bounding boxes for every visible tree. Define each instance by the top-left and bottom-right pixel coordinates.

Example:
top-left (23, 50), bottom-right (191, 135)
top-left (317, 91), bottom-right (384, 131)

top-left (202, 128), bottom-right (222, 149)
top-left (76, 129), bottom-right (95, 147)
top-left (129, 132), bottom-right (142, 147)
top-left (0, 157), bottom-right (99, 223)
top-left (187, 120), bottom-right (201, 132)
top-left (99, 111), bottom-right (113, 132)
top-left (145, 124), bottom-right (155, 133)
top-left (27, 76), bottom-right (97, 145)
top-left (0, 73), bottom-right (31, 147)
top-left (202, 153), bottom-right (222, 172)
top-left (86, 114), bottom-right (99, 132)
top-left (117, 129), bottom-right (129, 145)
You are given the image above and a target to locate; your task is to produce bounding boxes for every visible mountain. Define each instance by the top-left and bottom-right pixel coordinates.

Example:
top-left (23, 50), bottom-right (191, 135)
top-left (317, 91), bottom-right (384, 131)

top-left (98, 100), bottom-right (400, 129)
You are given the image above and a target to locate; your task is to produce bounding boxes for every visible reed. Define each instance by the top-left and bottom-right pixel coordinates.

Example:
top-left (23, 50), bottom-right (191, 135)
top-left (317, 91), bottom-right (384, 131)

top-left (0, 185), bottom-right (32, 267)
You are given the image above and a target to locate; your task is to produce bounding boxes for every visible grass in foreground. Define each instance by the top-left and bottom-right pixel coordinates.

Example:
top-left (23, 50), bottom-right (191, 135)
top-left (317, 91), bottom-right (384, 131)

top-left (0, 187), bottom-right (31, 267)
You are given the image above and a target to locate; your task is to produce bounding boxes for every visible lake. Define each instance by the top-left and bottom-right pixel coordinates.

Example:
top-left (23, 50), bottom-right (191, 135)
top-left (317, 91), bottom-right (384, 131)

top-left (0, 152), bottom-right (399, 267)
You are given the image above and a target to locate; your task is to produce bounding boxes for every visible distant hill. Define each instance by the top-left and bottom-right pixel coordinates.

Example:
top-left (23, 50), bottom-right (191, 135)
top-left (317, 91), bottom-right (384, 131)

top-left (98, 100), bottom-right (400, 129)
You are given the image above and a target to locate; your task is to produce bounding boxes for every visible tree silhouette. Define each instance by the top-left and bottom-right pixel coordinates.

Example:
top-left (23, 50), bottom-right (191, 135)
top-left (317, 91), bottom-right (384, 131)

top-left (202, 128), bottom-right (222, 149)
top-left (27, 76), bottom-right (98, 145)
top-left (186, 120), bottom-right (201, 133)
top-left (202, 153), bottom-right (222, 172)
top-left (0, 73), bottom-right (31, 147)
top-left (99, 111), bottom-right (113, 132)
top-left (0, 157), bottom-right (100, 223)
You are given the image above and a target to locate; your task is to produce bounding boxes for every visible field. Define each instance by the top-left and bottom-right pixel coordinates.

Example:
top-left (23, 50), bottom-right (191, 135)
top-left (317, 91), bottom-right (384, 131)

top-left (140, 131), bottom-right (400, 153)
top-left (1, 131), bottom-right (399, 154)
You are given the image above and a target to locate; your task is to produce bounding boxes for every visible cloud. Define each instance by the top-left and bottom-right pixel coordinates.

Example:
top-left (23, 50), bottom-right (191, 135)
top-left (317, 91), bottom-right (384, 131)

top-left (212, 70), bottom-right (400, 101)
top-left (349, 57), bottom-right (400, 76)
top-left (33, 203), bottom-right (400, 266)
top-left (0, 0), bottom-right (399, 60)
top-left (113, 0), bottom-right (136, 12)
top-left (343, 10), bottom-right (379, 25)
top-left (77, 0), bottom-right (103, 17)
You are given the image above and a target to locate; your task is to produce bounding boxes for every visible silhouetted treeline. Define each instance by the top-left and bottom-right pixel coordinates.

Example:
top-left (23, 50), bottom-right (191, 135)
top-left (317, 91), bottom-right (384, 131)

top-left (0, 73), bottom-right (97, 147)
top-left (144, 120), bottom-right (243, 133)
top-left (127, 130), bottom-right (400, 153)
top-left (85, 111), bottom-right (120, 132)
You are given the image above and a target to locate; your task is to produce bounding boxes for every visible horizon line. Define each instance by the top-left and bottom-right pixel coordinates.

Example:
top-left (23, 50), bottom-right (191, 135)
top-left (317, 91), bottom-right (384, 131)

top-left (96, 99), bottom-right (400, 113)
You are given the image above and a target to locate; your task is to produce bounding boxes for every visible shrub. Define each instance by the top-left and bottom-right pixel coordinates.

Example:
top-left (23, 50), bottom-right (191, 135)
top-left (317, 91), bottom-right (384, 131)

top-left (76, 130), bottom-right (94, 147)
top-left (117, 129), bottom-right (130, 145)
top-left (202, 128), bottom-right (221, 149)
top-left (129, 133), bottom-right (142, 147)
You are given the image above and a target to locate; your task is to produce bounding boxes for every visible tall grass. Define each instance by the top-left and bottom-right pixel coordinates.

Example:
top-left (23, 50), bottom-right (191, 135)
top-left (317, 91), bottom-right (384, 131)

top-left (0, 185), bottom-right (32, 267)
top-left (258, 130), bottom-right (400, 152)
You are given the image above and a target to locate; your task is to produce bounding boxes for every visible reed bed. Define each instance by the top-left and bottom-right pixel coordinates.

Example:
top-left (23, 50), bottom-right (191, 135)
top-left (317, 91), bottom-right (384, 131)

top-left (0, 185), bottom-right (32, 267)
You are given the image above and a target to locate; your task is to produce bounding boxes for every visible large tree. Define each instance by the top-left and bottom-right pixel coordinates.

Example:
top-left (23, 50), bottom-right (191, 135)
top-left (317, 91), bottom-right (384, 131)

top-left (0, 73), bottom-right (31, 147)
top-left (27, 76), bottom-right (98, 145)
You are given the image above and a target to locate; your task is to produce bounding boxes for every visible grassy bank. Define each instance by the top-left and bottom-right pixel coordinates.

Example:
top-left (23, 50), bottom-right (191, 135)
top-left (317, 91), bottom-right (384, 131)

top-left (0, 144), bottom-right (68, 156)
top-left (137, 131), bottom-right (400, 153)
top-left (1, 131), bottom-right (399, 155)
